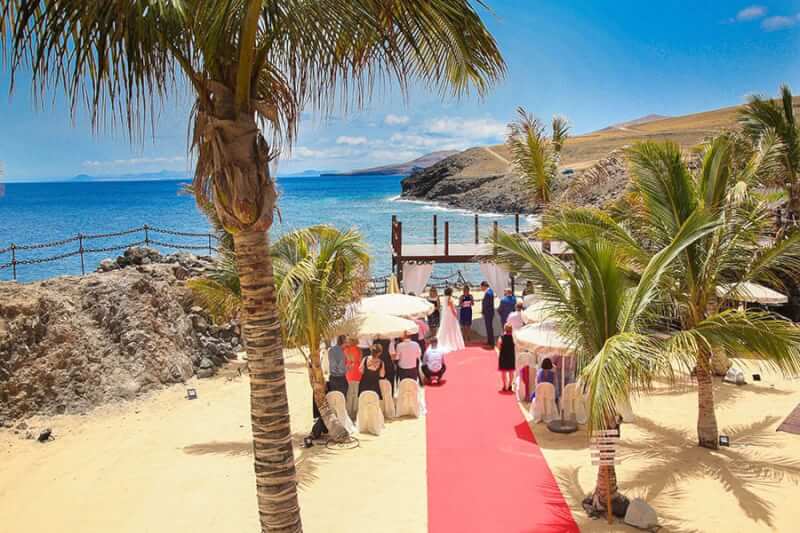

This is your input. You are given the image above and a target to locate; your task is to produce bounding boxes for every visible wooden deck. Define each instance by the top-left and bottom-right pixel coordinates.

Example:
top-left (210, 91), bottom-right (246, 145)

top-left (397, 240), bottom-right (570, 263)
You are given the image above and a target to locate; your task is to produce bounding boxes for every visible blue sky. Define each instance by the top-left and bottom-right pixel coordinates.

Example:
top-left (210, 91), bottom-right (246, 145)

top-left (1, 1), bottom-right (799, 180)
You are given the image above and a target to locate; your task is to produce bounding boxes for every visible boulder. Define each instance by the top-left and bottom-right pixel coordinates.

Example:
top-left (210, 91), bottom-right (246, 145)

top-left (98, 259), bottom-right (117, 272)
top-left (624, 498), bottom-right (658, 530)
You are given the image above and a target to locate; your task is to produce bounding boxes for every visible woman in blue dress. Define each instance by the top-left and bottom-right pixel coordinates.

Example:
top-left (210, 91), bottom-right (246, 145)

top-left (458, 284), bottom-right (474, 341)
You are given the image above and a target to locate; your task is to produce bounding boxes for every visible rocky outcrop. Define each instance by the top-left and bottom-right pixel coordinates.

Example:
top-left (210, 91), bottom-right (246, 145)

top-left (0, 248), bottom-right (240, 420)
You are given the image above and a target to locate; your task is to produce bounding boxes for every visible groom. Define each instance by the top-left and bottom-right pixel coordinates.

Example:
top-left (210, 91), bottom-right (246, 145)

top-left (480, 281), bottom-right (495, 348)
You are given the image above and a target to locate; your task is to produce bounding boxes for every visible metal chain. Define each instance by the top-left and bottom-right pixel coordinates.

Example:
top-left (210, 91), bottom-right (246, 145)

top-left (83, 227), bottom-right (145, 239)
top-left (148, 238), bottom-right (216, 251)
top-left (0, 262), bottom-right (11, 270)
top-left (14, 249), bottom-right (83, 265)
top-left (83, 241), bottom-right (147, 254)
top-left (14, 235), bottom-right (82, 251)
top-left (149, 226), bottom-right (220, 239)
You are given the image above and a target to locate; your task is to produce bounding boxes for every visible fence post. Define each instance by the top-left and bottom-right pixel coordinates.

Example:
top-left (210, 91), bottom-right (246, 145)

top-left (444, 222), bottom-right (450, 256)
top-left (474, 214), bottom-right (479, 244)
top-left (515, 213), bottom-right (520, 233)
top-left (10, 243), bottom-right (16, 281)
top-left (143, 224), bottom-right (150, 246)
top-left (78, 234), bottom-right (85, 275)
top-left (433, 215), bottom-right (438, 245)
top-left (493, 221), bottom-right (499, 256)
top-left (208, 234), bottom-right (213, 255)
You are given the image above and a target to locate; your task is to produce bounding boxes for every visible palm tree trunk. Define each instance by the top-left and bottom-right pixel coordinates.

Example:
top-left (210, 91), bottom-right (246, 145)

top-left (592, 464), bottom-right (619, 511)
top-left (233, 228), bottom-right (302, 533)
top-left (788, 178), bottom-right (800, 227)
top-left (696, 349), bottom-right (719, 449)
top-left (308, 349), bottom-right (349, 441)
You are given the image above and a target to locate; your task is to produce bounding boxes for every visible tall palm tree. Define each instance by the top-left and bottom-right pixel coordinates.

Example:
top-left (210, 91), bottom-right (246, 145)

top-left (506, 106), bottom-right (569, 204)
top-left (490, 207), bottom-right (717, 511)
top-left (549, 136), bottom-right (800, 449)
top-left (1, 3), bottom-right (505, 530)
top-left (740, 84), bottom-right (800, 226)
top-left (272, 225), bottom-right (369, 441)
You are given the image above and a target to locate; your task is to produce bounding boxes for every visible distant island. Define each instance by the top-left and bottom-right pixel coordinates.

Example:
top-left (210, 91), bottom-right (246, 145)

top-left (320, 150), bottom-right (458, 177)
top-left (70, 169), bottom-right (190, 182)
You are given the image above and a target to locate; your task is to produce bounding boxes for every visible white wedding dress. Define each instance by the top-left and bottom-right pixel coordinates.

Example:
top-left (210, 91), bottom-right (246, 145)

top-left (437, 296), bottom-right (465, 353)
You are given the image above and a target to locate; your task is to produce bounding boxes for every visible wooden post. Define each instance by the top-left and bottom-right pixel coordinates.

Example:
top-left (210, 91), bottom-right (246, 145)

top-left (143, 224), bottom-right (150, 246)
top-left (515, 213), bottom-right (520, 233)
top-left (493, 221), bottom-right (499, 255)
top-left (474, 214), bottom-right (479, 244)
top-left (397, 221), bottom-right (404, 285)
top-left (10, 243), bottom-right (16, 281)
top-left (444, 222), bottom-right (450, 256)
top-left (433, 215), bottom-right (438, 245)
top-left (78, 234), bottom-right (85, 275)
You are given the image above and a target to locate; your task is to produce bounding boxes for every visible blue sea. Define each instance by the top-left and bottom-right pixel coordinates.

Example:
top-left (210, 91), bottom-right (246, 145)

top-left (0, 175), bottom-right (532, 283)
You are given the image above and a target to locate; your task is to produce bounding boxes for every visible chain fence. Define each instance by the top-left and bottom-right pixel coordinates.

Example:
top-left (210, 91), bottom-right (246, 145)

top-left (0, 225), bottom-right (219, 281)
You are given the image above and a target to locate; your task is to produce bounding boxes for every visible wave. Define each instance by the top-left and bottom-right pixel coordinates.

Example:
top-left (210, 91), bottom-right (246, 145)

top-left (389, 196), bottom-right (539, 226)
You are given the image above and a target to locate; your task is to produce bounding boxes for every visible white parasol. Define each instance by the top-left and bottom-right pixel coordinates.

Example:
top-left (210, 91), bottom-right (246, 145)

top-left (337, 312), bottom-right (419, 340)
top-left (716, 282), bottom-right (788, 305)
top-left (353, 293), bottom-right (434, 320)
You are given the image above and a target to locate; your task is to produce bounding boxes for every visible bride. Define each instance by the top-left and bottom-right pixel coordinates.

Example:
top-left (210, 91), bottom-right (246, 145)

top-left (437, 287), bottom-right (465, 353)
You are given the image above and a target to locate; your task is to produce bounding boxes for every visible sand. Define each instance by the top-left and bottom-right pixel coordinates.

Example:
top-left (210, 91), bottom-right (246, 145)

top-left (0, 350), bottom-right (427, 533)
top-left (524, 362), bottom-right (800, 533)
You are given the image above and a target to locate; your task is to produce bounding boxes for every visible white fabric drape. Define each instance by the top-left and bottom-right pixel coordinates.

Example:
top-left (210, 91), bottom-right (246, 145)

top-left (480, 262), bottom-right (510, 292)
top-left (403, 263), bottom-right (434, 295)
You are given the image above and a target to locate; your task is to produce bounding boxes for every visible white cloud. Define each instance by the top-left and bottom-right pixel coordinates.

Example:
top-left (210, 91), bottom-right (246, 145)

top-left (425, 117), bottom-right (507, 141)
top-left (336, 135), bottom-right (369, 146)
top-left (736, 5), bottom-right (767, 21)
top-left (384, 114), bottom-right (410, 126)
top-left (367, 149), bottom-right (423, 163)
top-left (82, 155), bottom-right (186, 168)
top-left (761, 13), bottom-right (800, 31)
top-left (287, 146), bottom-right (355, 161)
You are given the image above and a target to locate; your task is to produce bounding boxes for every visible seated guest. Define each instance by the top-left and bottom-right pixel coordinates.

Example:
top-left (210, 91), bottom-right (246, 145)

top-left (327, 335), bottom-right (349, 395)
top-left (359, 344), bottom-right (386, 399)
top-left (536, 358), bottom-right (557, 386)
top-left (421, 338), bottom-right (446, 384)
top-left (376, 338), bottom-right (397, 392)
top-left (498, 288), bottom-right (517, 326)
top-left (395, 332), bottom-right (422, 382)
top-left (506, 301), bottom-right (526, 332)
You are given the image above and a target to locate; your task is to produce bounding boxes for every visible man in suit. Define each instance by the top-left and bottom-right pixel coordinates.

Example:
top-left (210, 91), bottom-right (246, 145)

top-left (480, 281), bottom-right (496, 347)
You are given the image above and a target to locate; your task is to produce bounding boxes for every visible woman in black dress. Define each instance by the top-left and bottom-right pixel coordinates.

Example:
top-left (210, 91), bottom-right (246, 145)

top-left (376, 338), bottom-right (397, 393)
top-left (496, 323), bottom-right (516, 392)
top-left (427, 287), bottom-right (441, 336)
top-left (359, 344), bottom-right (386, 399)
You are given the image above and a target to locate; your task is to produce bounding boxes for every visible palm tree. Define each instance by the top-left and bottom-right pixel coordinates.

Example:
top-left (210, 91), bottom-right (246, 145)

top-left (506, 106), bottom-right (569, 204)
top-left (1, 3), bottom-right (505, 530)
top-left (272, 225), bottom-right (369, 441)
top-left (548, 136), bottom-right (800, 449)
top-left (739, 84), bottom-right (800, 227)
top-left (490, 207), bottom-right (717, 512)
top-left (188, 251), bottom-right (242, 323)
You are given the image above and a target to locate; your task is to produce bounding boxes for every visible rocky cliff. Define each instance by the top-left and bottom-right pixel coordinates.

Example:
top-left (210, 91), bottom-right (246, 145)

top-left (0, 248), bottom-right (240, 421)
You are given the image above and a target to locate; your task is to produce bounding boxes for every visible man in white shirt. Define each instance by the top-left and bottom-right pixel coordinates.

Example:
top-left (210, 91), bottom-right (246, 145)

top-left (506, 302), bottom-right (526, 332)
top-left (395, 332), bottom-right (422, 382)
top-left (422, 338), bottom-right (446, 384)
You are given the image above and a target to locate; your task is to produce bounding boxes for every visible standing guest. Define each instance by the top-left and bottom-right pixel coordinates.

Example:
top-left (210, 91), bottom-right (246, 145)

top-left (376, 338), bottom-right (397, 393)
top-left (498, 288), bottom-right (517, 326)
top-left (496, 323), bottom-right (516, 392)
top-left (506, 301), bottom-right (526, 332)
top-left (412, 317), bottom-right (429, 354)
top-left (427, 287), bottom-right (441, 336)
top-left (358, 336), bottom-right (372, 359)
top-left (458, 284), bottom-right (474, 340)
top-left (480, 281), bottom-right (496, 348)
top-left (327, 335), bottom-right (349, 395)
top-left (522, 280), bottom-right (535, 297)
top-left (422, 338), bottom-right (447, 384)
top-left (395, 332), bottom-right (422, 382)
top-left (359, 344), bottom-right (386, 399)
top-left (344, 337), bottom-right (363, 418)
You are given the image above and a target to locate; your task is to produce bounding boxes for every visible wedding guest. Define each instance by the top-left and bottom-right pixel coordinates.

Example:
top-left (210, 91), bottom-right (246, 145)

top-left (376, 338), bottom-right (397, 392)
top-left (422, 338), bottom-right (447, 384)
top-left (427, 287), bottom-right (441, 336)
top-left (522, 280), bottom-right (535, 297)
top-left (395, 332), bottom-right (422, 382)
top-left (458, 284), bottom-right (474, 340)
top-left (480, 281), bottom-right (496, 348)
top-left (536, 358), bottom-right (557, 399)
top-left (359, 344), bottom-right (386, 399)
top-left (412, 317), bottom-right (429, 353)
top-left (344, 337), bottom-right (363, 418)
top-left (327, 336), bottom-right (349, 395)
top-left (498, 288), bottom-right (517, 326)
top-left (496, 323), bottom-right (516, 392)
top-left (506, 301), bottom-right (526, 332)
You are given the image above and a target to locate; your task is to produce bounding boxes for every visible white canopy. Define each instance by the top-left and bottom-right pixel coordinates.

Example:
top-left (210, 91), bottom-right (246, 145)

top-left (337, 312), bottom-right (419, 340)
top-left (515, 323), bottom-right (573, 353)
top-left (522, 300), bottom-right (555, 325)
top-left (354, 293), bottom-right (434, 320)
top-left (716, 282), bottom-right (788, 305)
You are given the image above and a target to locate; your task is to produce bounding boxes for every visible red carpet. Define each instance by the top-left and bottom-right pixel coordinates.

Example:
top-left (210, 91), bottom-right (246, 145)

top-left (426, 345), bottom-right (579, 533)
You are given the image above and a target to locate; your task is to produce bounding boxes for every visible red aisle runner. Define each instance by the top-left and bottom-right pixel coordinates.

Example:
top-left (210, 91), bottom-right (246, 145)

top-left (426, 345), bottom-right (579, 533)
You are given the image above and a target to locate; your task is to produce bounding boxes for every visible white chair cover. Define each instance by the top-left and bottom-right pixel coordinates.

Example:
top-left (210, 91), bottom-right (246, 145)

top-left (326, 391), bottom-right (357, 435)
top-left (530, 382), bottom-right (558, 423)
top-left (616, 395), bottom-right (635, 422)
top-left (379, 379), bottom-right (396, 419)
top-left (395, 378), bottom-right (421, 418)
top-left (561, 383), bottom-right (587, 424)
top-left (357, 391), bottom-right (385, 436)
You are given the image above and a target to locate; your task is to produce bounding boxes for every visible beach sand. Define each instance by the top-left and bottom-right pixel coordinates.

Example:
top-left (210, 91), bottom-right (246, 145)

top-left (524, 362), bottom-right (800, 533)
top-left (0, 349), bottom-right (427, 533)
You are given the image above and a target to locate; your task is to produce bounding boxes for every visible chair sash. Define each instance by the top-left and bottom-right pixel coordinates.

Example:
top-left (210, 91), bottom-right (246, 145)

top-left (326, 390), bottom-right (357, 434)
top-left (396, 378), bottom-right (421, 418)
top-left (357, 391), bottom-right (385, 436)
top-left (561, 383), bottom-right (587, 424)
top-left (379, 379), bottom-right (396, 420)
top-left (530, 382), bottom-right (558, 423)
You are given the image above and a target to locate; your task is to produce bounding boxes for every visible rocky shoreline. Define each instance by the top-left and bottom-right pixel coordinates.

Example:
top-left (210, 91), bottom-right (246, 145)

top-left (0, 247), bottom-right (240, 422)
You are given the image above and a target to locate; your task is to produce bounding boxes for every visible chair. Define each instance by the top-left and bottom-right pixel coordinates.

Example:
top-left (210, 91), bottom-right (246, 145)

top-left (357, 391), bottom-right (385, 436)
top-left (561, 383), bottom-right (587, 424)
top-left (326, 390), bottom-right (357, 434)
top-left (396, 378), bottom-right (420, 418)
top-left (379, 379), bottom-right (396, 420)
top-left (530, 382), bottom-right (558, 423)
top-left (616, 395), bottom-right (635, 422)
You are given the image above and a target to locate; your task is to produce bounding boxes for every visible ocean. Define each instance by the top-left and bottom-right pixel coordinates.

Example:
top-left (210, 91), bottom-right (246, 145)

top-left (0, 175), bottom-right (532, 283)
